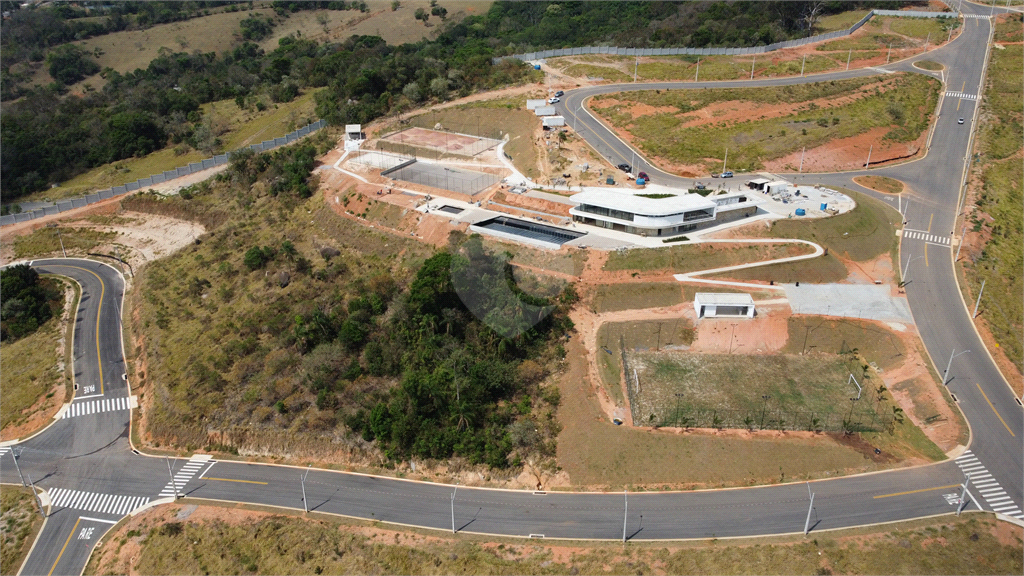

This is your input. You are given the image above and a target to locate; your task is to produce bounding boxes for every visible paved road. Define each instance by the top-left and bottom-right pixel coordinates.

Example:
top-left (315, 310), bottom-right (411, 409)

top-left (3, 6), bottom-right (1021, 575)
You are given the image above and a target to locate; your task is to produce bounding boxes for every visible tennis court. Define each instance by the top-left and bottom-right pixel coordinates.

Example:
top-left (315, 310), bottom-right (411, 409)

top-left (382, 127), bottom-right (502, 156)
top-left (383, 160), bottom-right (499, 196)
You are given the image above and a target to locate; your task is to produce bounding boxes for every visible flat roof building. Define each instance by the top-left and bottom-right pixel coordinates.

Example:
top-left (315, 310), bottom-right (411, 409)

top-left (569, 186), bottom-right (761, 238)
top-left (694, 292), bottom-right (755, 318)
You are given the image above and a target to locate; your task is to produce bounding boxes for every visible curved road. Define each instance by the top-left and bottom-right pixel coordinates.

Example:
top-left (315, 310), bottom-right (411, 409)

top-left (3, 6), bottom-right (1021, 575)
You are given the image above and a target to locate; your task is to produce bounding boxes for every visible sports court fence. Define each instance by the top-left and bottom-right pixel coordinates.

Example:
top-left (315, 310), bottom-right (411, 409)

top-left (1, 119), bottom-right (328, 227)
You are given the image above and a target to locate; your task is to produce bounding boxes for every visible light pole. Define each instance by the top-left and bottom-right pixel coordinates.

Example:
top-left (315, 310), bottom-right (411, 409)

top-left (301, 464), bottom-right (311, 513)
top-left (901, 255), bottom-right (923, 285)
top-left (803, 482), bottom-right (815, 535)
top-left (760, 395), bottom-right (771, 429)
top-left (728, 323), bottom-right (737, 354)
top-left (444, 167), bottom-right (450, 192)
top-left (9, 448), bottom-right (26, 487)
top-left (451, 484), bottom-right (459, 533)
top-left (956, 471), bottom-right (972, 516)
top-left (943, 349), bottom-right (970, 385)
top-left (622, 489), bottom-right (628, 542)
top-left (573, 103), bottom-right (583, 133)
top-left (972, 279), bottom-right (986, 317)
top-left (165, 457), bottom-right (179, 500)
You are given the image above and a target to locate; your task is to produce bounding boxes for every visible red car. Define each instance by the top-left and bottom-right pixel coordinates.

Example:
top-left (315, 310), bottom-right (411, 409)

top-left (637, 171), bottom-right (649, 181)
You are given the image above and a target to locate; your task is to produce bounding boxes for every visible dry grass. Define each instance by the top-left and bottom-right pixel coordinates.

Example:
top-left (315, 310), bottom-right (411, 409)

top-left (855, 175), bottom-right (905, 194)
top-left (595, 319), bottom-right (695, 407)
top-left (592, 282), bottom-right (682, 313)
top-left (0, 301), bottom-right (64, 432)
top-left (604, 242), bottom-right (814, 273)
top-left (0, 487), bottom-right (44, 576)
top-left (12, 227), bottom-right (117, 260)
top-left (86, 502), bottom-right (1023, 576)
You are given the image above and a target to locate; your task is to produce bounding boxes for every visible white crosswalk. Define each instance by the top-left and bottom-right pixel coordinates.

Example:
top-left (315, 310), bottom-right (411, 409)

top-left (945, 91), bottom-right (978, 101)
top-left (903, 229), bottom-right (951, 245)
top-left (63, 396), bottom-right (131, 419)
top-left (48, 488), bottom-right (149, 516)
top-left (955, 450), bottom-right (1023, 519)
top-left (963, 14), bottom-right (990, 19)
top-left (159, 455), bottom-right (212, 498)
top-left (0, 447), bottom-right (10, 457)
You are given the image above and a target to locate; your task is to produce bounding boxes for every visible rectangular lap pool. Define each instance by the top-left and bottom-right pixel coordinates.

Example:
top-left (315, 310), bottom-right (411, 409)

top-left (471, 216), bottom-right (586, 247)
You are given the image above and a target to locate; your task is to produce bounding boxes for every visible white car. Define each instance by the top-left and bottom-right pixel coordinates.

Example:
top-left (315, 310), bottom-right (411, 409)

top-left (548, 97), bottom-right (560, 104)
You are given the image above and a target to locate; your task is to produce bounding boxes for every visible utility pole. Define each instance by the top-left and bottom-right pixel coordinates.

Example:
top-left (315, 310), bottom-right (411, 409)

top-left (955, 225), bottom-right (967, 261)
top-left (751, 56), bottom-right (756, 79)
top-left (800, 54), bottom-right (806, 77)
top-left (301, 465), bottom-right (311, 513)
top-left (803, 483), bottom-right (815, 535)
top-left (799, 147), bottom-right (806, 173)
top-left (10, 449), bottom-right (26, 487)
top-left (887, 44), bottom-right (892, 64)
top-left (973, 280), bottom-right (986, 317)
top-left (695, 58), bottom-right (700, 82)
top-left (622, 489), bottom-right (628, 542)
top-left (865, 144), bottom-right (872, 168)
top-left (451, 485), bottom-right (459, 533)
top-left (722, 148), bottom-right (728, 174)
top-left (925, 32), bottom-right (930, 49)
top-left (846, 49), bottom-right (851, 71)
top-left (956, 472), bottom-right (972, 516)
top-left (26, 474), bottom-right (45, 517)
top-left (902, 253), bottom-right (913, 281)
top-left (633, 56), bottom-right (638, 83)
top-left (165, 457), bottom-right (179, 499)
top-left (948, 26), bottom-right (953, 44)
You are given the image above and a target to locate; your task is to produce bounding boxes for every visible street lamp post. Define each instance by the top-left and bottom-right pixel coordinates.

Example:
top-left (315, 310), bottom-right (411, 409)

top-left (451, 484), bottom-right (459, 533)
top-left (943, 349), bottom-right (970, 385)
top-left (760, 395), bottom-right (771, 429)
top-left (301, 464), bottom-right (311, 513)
top-left (622, 489), bottom-right (628, 542)
top-left (901, 255), bottom-right (923, 285)
top-left (9, 448), bottom-right (26, 487)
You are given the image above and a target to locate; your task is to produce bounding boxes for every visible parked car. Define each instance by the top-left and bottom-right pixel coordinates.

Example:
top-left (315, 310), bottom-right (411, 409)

top-left (722, 171), bottom-right (734, 178)
top-left (694, 183), bottom-right (707, 190)
top-left (554, 90), bottom-right (564, 97)
top-left (548, 97), bottom-right (560, 104)
top-left (711, 173), bottom-right (720, 178)
top-left (637, 171), bottom-right (649, 181)
top-left (958, 117), bottom-right (965, 125)
top-left (617, 163), bottom-right (632, 172)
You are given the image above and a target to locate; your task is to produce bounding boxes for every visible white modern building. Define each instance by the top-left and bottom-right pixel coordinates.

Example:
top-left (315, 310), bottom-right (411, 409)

top-left (542, 116), bottom-right (566, 127)
top-left (694, 292), bottom-right (755, 318)
top-left (568, 187), bottom-right (761, 237)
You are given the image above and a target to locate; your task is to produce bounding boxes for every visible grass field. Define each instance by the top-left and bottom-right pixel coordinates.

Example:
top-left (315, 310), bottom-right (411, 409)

top-left (630, 351), bottom-right (895, 433)
top-left (994, 12), bottom-right (1024, 42)
top-left (914, 60), bottom-right (944, 71)
top-left (0, 488), bottom-right (43, 576)
top-left (20, 91), bottom-right (320, 204)
top-left (595, 319), bottom-right (695, 407)
top-left (564, 63), bottom-right (632, 82)
top-left (962, 40), bottom-right (1024, 376)
top-left (0, 299), bottom-right (65, 433)
top-left (815, 10), bottom-right (871, 33)
top-left (781, 316), bottom-right (906, 371)
top-left (590, 73), bottom-right (940, 174)
top-left (603, 242), bottom-right (814, 273)
top-left (86, 502), bottom-right (1023, 576)
top-left (854, 174), bottom-right (905, 194)
top-left (711, 251), bottom-right (849, 284)
top-left (12, 227), bottom-right (117, 260)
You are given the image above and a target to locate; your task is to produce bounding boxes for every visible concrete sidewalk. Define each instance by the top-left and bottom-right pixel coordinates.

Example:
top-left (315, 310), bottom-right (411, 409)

top-left (783, 283), bottom-right (913, 323)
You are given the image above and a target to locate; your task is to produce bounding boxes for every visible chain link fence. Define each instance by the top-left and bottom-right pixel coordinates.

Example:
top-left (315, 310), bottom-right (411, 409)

top-left (1, 119), bottom-right (328, 227)
top-left (493, 9), bottom-right (955, 64)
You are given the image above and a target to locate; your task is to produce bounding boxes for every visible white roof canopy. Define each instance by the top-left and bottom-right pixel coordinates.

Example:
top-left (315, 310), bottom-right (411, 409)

top-left (571, 187), bottom-right (716, 216)
top-left (694, 292), bottom-right (755, 306)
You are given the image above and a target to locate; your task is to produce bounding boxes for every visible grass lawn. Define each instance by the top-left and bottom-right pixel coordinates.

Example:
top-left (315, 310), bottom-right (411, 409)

top-left (962, 38), bottom-right (1024, 375)
top-left (86, 502), bottom-right (1022, 576)
top-left (0, 308), bottom-right (63, 432)
top-left (711, 251), bottom-right (849, 284)
top-left (855, 174), bottom-right (905, 194)
top-left (591, 74), bottom-right (940, 174)
top-left (17, 91), bottom-right (320, 204)
top-left (0, 487), bottom-right (44, 576)
top-left (592, 282), bottom-right (683, 313)
top-left (604, 242), bottom-right (813, 273)
top-left (994, 12), bottom-right (1024, 42)
top-left (914, 60), bottom-right (945, 71)
top-left (564, 63), bottom-right (632, 82)
top-left (882, 15), bottom-right (959, 42)
top-left (815, 10), bottom-right (872, 33)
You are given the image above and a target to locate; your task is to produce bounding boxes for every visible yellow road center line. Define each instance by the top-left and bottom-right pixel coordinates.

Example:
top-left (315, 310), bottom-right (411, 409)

top-left (46, 265), bottom-right (106, 395)
top-left (957, 98), bottom-right (962, 111)
top-left (873, 484), bottom-right (961, 499)
top-left (928, 213), bottom-right (933, 233)
top-left (48, 517), bottom-right (81, 576)
top-left (205, 477), bottom-right (268, 485)
top-left (977, 383), bottom-right (1015, 437)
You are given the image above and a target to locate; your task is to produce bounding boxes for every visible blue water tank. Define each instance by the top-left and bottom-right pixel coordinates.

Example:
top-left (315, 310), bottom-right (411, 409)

top-left (820, 202), bottom-right (827, 210)
top-left (534, 64), bottom-right (541, 70)
top-left (636, 178), bottom-right (645, 185)
top-left (795, 208), bottom-right (806, 216)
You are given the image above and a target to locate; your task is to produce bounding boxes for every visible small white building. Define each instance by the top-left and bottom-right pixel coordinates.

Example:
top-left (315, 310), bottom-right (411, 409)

top-left (764, 180), bottom-right (791, 195)
top-left (345, 124), bottom-right (363, 140)
top-left (526, 99), bottom-right (547, 110)
top-left (542, 116), bottom-right (566, 127)
top-left (694, 292), bottom-right (755, 318)
top-left (534, 106), bottom-right (557, 116)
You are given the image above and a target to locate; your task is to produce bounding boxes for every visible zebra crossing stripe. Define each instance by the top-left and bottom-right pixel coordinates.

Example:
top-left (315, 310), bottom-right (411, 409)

top-left (63, 396), bottom-right (132, 419)
top-left (48, 488), bottom-right (149, 516)
top-left (159, 455), bottom-right (213, 497)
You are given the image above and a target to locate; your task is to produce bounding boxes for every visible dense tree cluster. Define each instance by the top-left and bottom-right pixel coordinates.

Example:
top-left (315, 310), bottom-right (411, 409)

top-left (0, 264), bottom-right (62, 341)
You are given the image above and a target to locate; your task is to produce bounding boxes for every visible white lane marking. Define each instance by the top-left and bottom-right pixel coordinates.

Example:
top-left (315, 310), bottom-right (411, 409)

top-left (79, 516), bottom-right (118, 525)
top-left (47, 489), bottom-right (149, 516)
top-left (159, 455), bottom-right (210, 496)
top-left (63, 396), bottom-right (133, 418)
top-left (73, 393), bottom-right (105, 401)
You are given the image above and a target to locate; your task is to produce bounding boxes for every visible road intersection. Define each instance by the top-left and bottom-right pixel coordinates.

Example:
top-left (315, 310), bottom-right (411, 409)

top-left (3, 4), bottom-right (1021, 574)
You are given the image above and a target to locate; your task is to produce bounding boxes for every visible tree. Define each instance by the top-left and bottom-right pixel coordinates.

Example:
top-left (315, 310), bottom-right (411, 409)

top-left (46, 44), bottom-right (100, 85)
top-left (402, 82), bottom-right (421, 102)
top-left (391, 0), bottom-right (400, 10)
top-left (429, 77), bottom-right (449, 100)
top-left (243, 246), bottom-right (272, 270)
top-left (414, 7), bottom-right (428, 24)
top-left (431, 5), bottom-right (447, 19)
top-left (105, 112), bottom-right (164, 161)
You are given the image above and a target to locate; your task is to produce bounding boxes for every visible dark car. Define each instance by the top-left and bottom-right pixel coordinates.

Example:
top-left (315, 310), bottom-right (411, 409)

top-left (722, 171), bottom-right (734, 178)
top-left (617, 163), bottom-right (632, 172)
top-left (694, 183), bottom-right (707, 190)
top-left (638, 171), bottom-right (649, 181)
top-left (554, 90), bottom-right (564, 97)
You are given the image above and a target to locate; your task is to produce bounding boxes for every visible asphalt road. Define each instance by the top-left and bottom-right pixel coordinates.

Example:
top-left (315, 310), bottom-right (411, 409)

top-left (3, 5), bottom-right (1021, 575)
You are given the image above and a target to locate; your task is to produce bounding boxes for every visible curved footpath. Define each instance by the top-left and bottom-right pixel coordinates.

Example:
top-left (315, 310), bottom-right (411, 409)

top-left (3, 6), bottom-right (1021, 574)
